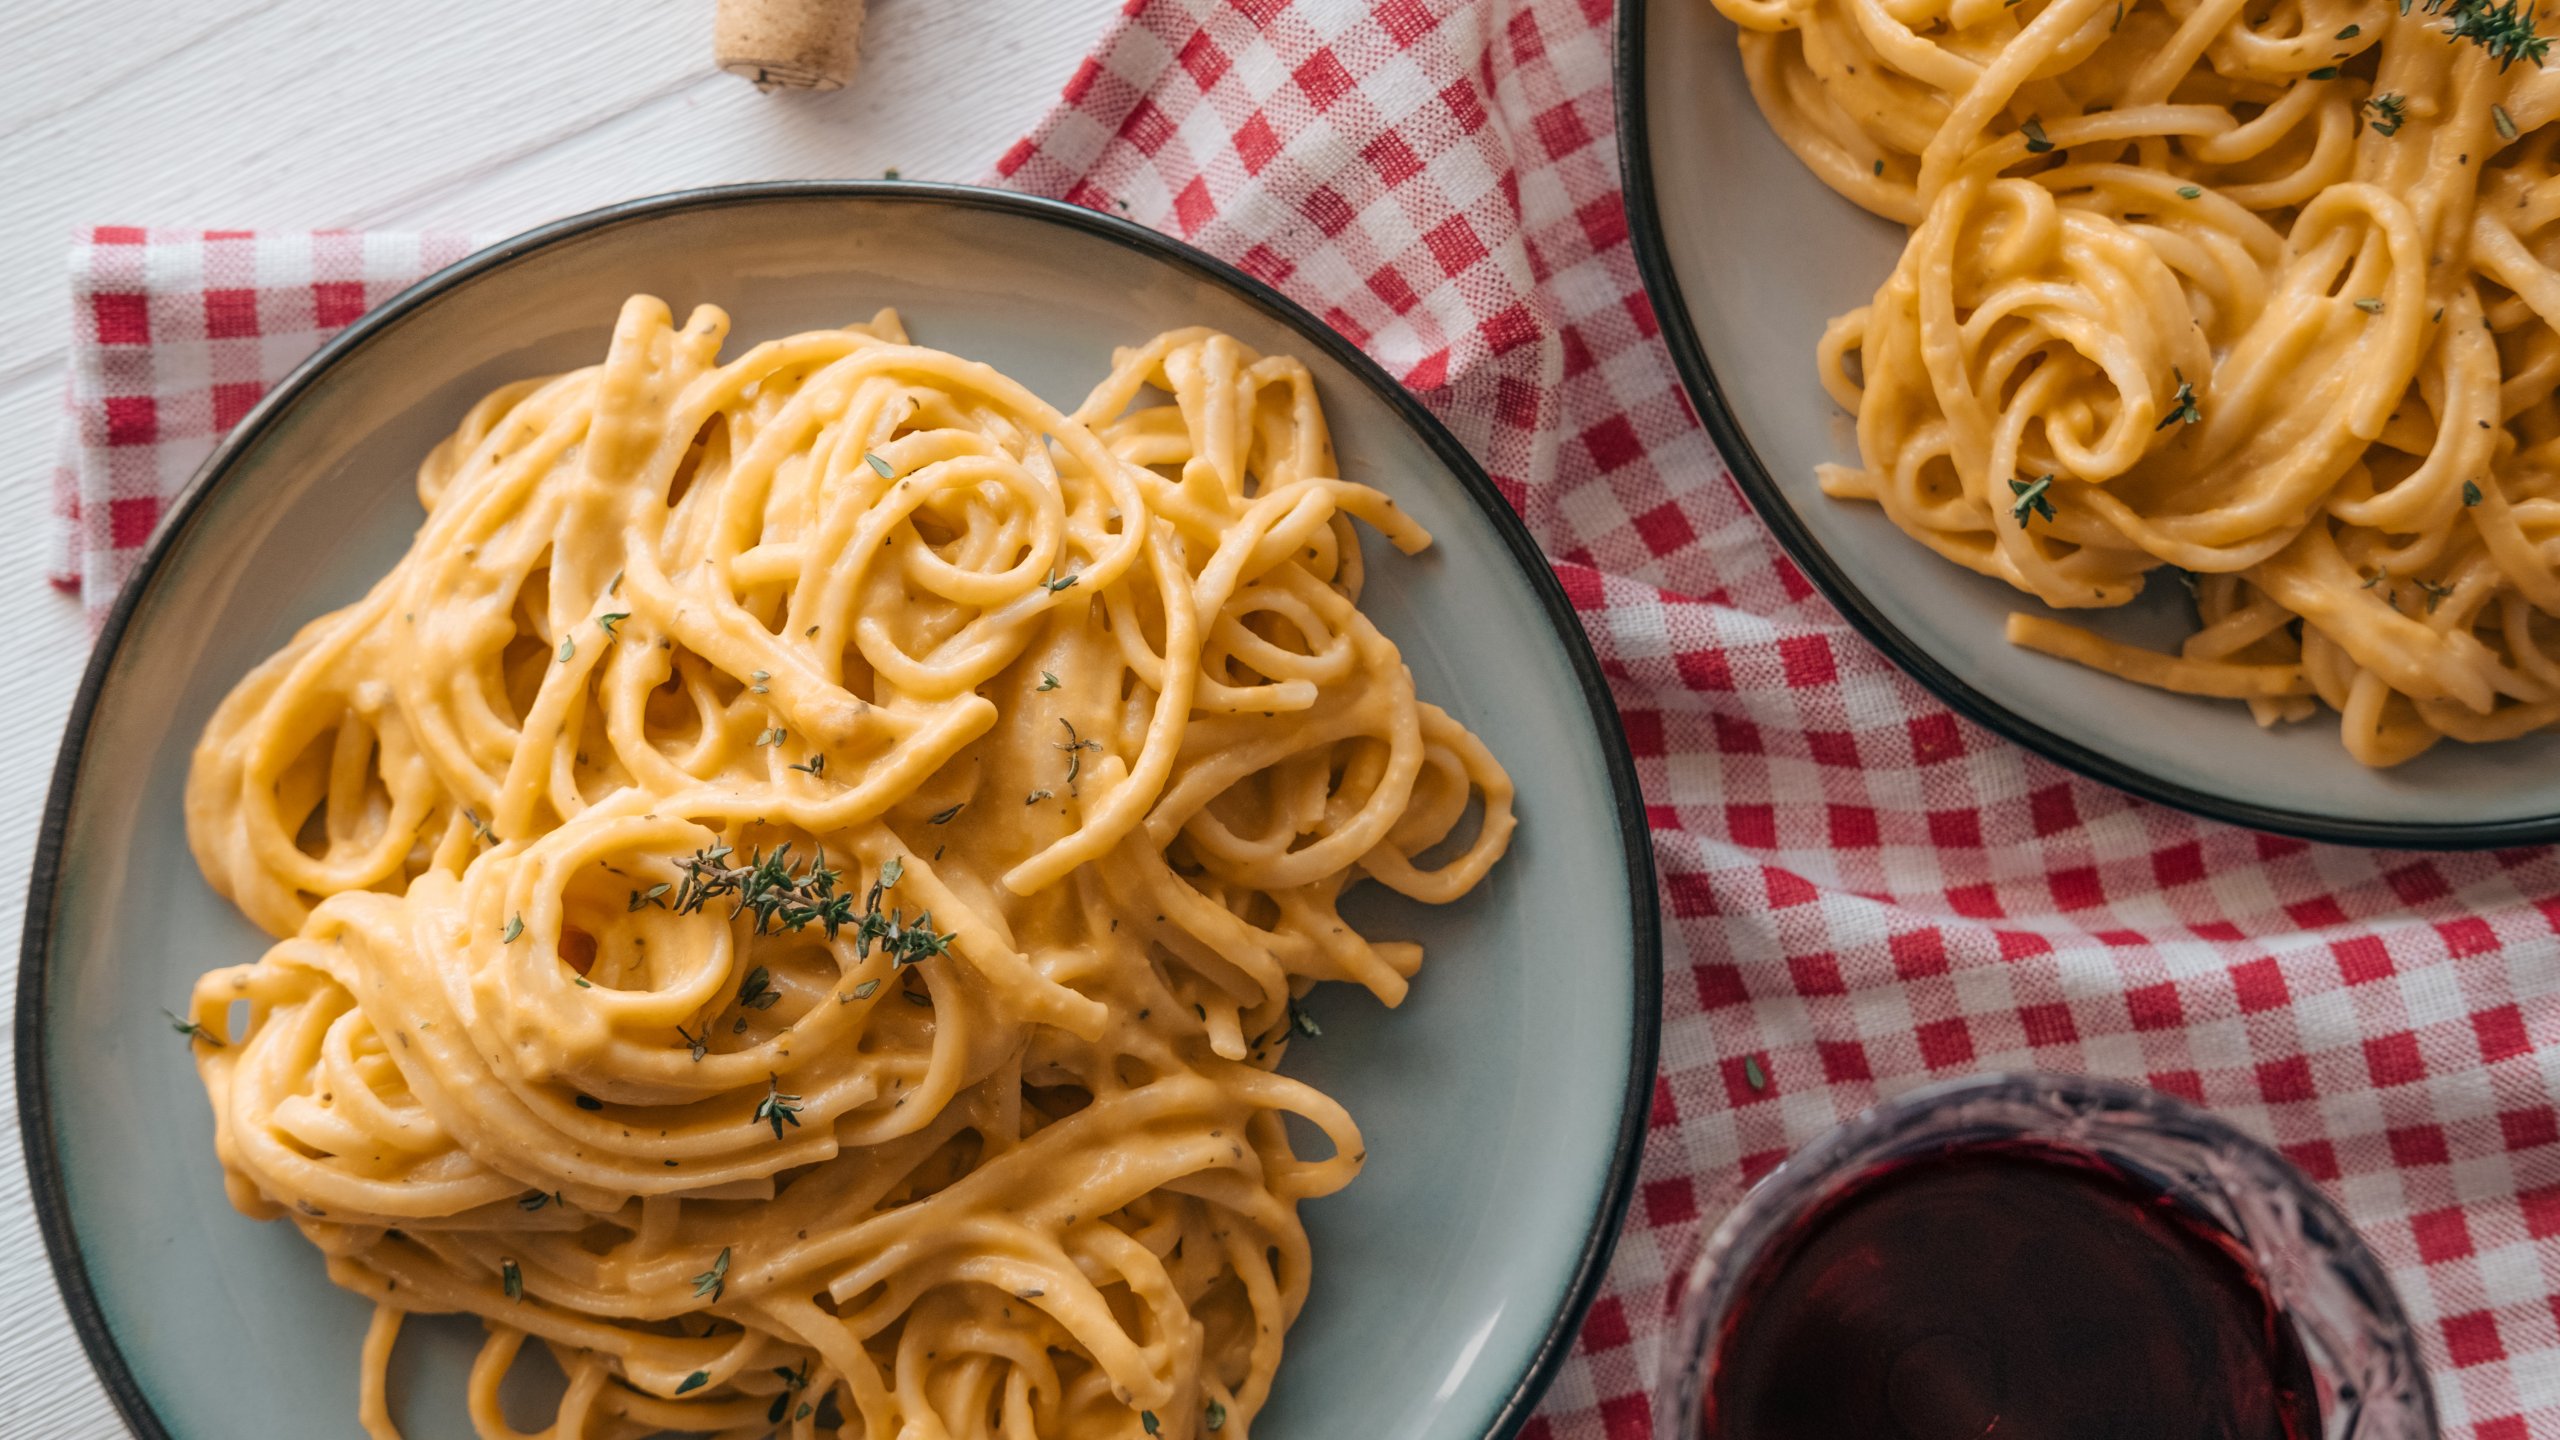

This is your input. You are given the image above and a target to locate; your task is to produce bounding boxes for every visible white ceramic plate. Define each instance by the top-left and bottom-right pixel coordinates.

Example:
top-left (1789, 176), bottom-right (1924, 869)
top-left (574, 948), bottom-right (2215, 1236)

top-left (1620, 0), bottom-right (2560, 844)
top-left (16, 184), bottom-right (1658, 1440)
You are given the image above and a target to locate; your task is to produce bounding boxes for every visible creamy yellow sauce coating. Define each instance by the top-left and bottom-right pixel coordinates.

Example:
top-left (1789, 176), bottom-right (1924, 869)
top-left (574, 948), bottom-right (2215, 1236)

top-left (1717, 0), bottom-right (2560, 763)
top-left (176, 295), bottom-right (1514, 1440)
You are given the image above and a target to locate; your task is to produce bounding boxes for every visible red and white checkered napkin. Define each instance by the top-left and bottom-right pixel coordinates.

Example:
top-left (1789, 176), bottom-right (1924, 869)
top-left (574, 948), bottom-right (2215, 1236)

top-left (49, 1), bottom-right (2560, 1435)
top-left (49, 230), bottom-right (495, 606)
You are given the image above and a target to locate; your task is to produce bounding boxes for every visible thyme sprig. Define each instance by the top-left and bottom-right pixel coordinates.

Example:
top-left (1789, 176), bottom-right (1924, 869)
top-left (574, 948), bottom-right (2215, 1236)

top-left (674, 1023), bottom-right (709, 1062)
top-left (2008, 474), bottom-right (2057, 528)
top-left (769, 1360), bottom-right (812, 1425)
top-left (691, 1246), bottom-right (731, 1302)
top-left (2157, 369), bottom-right (2202, 429)
top-left (2365, 93), bottom-right (2407, 136)
top-left (673, 843), bottom-right (857, 938)
top-left (2436, 0), bottom-right (2551, 69)
top-left (754, 1076), bottom-right (804, 1140)
top-left (1056, 718), bottom-right (1103, 790)
top-left (851, 856), bottom-right (957, 968)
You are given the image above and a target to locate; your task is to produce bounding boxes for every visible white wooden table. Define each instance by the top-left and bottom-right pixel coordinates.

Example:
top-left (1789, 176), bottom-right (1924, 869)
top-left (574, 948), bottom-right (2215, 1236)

top-left (0, 1), bottom-right (1114, 1430)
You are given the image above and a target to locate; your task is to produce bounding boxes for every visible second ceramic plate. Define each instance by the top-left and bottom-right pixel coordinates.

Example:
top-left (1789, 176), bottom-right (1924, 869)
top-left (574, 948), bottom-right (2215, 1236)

top-left (1620, 0), bottom-right (2560, 845)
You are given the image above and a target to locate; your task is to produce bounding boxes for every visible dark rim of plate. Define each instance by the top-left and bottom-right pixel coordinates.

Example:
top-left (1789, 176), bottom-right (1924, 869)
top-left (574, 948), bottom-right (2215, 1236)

top-left (1614, 0), bottom-right (2551, 848)
top-left (16, 181), bottom-right (1662, 1440)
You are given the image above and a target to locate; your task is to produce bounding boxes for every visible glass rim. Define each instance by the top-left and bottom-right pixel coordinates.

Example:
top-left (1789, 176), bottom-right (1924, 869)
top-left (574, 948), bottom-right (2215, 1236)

top-left (1656, 1070), bottom-right (2440, 1440)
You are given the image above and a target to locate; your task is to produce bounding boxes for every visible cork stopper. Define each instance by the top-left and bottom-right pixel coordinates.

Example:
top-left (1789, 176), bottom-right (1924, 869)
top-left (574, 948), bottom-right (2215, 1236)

top-left (714, 0), bottom-right (867, 92)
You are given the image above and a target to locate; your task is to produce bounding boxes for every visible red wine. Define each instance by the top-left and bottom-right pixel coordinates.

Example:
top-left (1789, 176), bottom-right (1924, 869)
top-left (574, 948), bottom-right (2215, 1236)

top-left (1703, 1145), bottom-right (2324, 1440)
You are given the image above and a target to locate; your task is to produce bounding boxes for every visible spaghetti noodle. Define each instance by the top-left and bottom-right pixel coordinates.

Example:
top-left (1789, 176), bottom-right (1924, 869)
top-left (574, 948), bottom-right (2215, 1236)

top-left (175, 295), bottom-right (1515, 1440)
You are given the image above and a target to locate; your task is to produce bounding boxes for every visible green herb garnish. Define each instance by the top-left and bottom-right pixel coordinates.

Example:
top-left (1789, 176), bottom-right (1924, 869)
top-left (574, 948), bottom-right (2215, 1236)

top-left (2008, 474), bottom-right (2057, 527)
top-left (2021, 117), bottom-right (2055, 153)
top-left (674, 843), bottom-right (857, 938)
top-left (1056, 718), bottom-right (1103, 789)
top-left (1042, 568), bottom-right (1080, 594)
top-left (1207, 1401), bottom-right (1228, 1432)
top-left (2496, 103), bottom-right (2521, 138)
top-left (2156, 369), bottom-right (2202, 428)
top-left (2442, 0), bottom-right (2550, 69)
top-left (675, 1371), bottom-right (708, 1395)
top-left (754, 1077), bottom-right (804, 1139)
top-left (501, 1258), bottom-right (523, 1301)
top-left (2466, 480), bottom-right (2485, 506)
top-left (1743, 1054), bottom-right (1770, 1092)
top-left (2355, 297), bottom-right (2385, 313)
top-left (557, 635), bottom-right (575, 663)
top-left (502, 914), bottom-right (525, 944)
top-left (2177, 185), bottom-right (2201, 198)
top-left (866, 452), bottom-right (896, 479)
top-left (1037, 671), bottom-right (1060, 691)
top-left (766, 1360), bottom-right (812, 1423)
top-left (164, 1009), bottom-right (221, 1047)
top-left (692, 1247), bottom-right (731, 1302)
top-left (2366, 93), bottom-right (2407, 136)
top-left (598, 611), bottom-right (629, 638)
top-left (930, 803), bottom-right (964, 824)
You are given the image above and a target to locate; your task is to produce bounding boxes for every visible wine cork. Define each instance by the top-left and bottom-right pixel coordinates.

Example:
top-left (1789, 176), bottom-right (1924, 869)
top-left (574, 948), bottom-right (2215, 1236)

top-left (714, 0), bottom-right (866, 92)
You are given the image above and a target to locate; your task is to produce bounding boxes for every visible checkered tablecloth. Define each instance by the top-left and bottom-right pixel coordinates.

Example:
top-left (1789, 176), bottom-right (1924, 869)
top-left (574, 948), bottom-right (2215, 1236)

top-left (49, 1), bottom-right (2560, 1435)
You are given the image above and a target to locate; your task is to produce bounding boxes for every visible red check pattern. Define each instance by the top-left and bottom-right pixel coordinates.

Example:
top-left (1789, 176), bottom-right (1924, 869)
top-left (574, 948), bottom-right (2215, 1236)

top-left (50, 229), bottom-right (492, 606)
top-left (43, 2), bottom-right (2560, 1435)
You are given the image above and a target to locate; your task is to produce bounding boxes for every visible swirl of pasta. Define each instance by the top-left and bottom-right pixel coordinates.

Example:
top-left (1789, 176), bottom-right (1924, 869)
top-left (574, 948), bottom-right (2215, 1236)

top-left (176, 295), bottom-right (1514, 1440)
top-left (1715, 0), bottom-right (2560, 764)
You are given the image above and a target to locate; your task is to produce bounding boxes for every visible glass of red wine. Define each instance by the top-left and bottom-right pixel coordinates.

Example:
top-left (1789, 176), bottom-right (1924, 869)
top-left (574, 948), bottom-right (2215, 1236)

top-left (1660, 1072), bottom-right (2437, 1440)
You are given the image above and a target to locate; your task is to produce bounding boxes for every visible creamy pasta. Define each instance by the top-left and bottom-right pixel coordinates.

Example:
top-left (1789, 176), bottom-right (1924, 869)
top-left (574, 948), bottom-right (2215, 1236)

top-left (174, 295), bottom-right (1514, 1440)
top-left (1714, 0), bottom-right (2560, 764)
